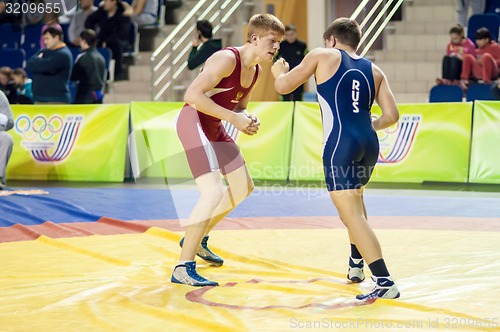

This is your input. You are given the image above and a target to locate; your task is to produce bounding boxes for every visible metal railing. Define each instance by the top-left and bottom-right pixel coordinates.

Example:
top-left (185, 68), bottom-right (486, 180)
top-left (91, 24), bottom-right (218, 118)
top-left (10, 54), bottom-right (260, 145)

top-left (151, 0), bottom-right (246, 101)
top-left (351, 0), bottom-right (405, 57)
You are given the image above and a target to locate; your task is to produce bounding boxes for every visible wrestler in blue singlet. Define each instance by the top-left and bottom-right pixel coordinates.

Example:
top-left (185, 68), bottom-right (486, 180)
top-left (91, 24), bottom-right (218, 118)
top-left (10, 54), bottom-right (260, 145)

top-left (317, 49), bottom-right (378, 191)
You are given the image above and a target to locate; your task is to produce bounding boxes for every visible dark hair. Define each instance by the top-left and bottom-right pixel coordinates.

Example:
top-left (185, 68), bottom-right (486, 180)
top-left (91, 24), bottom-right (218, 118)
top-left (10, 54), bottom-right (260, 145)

top-left (80, 29), bottom-right (98, 47)
top-left (12, 68), bottom-right (27, 78)
top-left (449, 24), bottom-right (464, 36)
top-left (43, 26), bottom-right (64, 41)
top-left (285, 24), bottom-right (296, 32)
top-left (475, 27), bottom-right (492, 41)
top-left (196, 20), bottom-right (213, 39)
top-left (323, 17), bottom-right (361, 49)
top-left (0, 66), bottom-right (12, 77)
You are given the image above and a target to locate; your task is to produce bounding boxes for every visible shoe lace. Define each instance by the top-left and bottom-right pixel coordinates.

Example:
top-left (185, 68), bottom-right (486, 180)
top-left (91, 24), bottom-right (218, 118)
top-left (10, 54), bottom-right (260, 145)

top-left (185, 264), bottom-right (208, 282)
top-left (200, 236), bottom-right (208, 248)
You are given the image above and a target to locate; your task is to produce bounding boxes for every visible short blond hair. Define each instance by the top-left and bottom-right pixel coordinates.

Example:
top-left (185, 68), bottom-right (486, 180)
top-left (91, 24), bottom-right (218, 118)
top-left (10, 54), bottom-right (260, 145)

top-left (247, 13), bottom-right (285, 42)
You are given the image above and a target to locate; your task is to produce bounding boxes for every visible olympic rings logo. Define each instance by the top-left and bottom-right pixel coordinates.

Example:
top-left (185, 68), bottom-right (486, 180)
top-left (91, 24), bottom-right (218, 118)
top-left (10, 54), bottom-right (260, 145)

top-left (372, 114), bottom-right (399, 142)
top-left (15, 115), bottom-right (64, 141)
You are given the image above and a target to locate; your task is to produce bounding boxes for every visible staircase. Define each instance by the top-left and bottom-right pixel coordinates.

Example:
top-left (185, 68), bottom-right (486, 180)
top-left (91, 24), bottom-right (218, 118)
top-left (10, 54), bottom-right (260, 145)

top-left (373, 0), bottom-right (457, 103)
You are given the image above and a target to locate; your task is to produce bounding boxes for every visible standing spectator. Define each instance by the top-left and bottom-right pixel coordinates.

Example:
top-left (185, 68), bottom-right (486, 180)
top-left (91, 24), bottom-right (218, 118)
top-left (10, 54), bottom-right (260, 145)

top-left (437, 24), bottom-right (476, 85)
top-left (457, 0), bottom-right (486, 26)
top-left (85, 0), bottom-right (133, 81)
top-left (68, 0), bottom-right (97, 47)
top-left (26, 27), bottom-right (73, 104)
top-left (0, 90), bottom-right (13, 190)
top-left (40, 12), bottom-right (63, 48)
top-left (0, 67), bottom-right (17, 104)
top-left (71, 29), bottom-right (106, 104)
top-left (131, 0), bottom-right (158, 27)
top-left (274, 24), bottom-right (307, 101)
top-left (461, 28), bottom-right (500, 85)
top-left (187, 20), bottom-right (222, 70)
top-left (11, 68), bottom-right (34, 104)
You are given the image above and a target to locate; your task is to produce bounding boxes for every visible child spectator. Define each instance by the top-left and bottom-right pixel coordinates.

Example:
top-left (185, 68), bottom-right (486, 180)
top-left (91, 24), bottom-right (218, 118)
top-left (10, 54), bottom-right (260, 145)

top-left (437, 24), bottom-right (476, 85)
top-left (461, 28), bottom-right (500, 85)
top-left (0, 67), bottom-right (17, 104)
top-left (11, 68), bottom-right (34, 104)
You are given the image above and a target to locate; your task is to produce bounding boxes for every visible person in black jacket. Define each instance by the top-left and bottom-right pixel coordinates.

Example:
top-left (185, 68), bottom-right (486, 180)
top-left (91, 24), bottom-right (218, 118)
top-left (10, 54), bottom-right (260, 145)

top-left (187, 20), bottom-right (222, 70)
top-left (72, 29), bottom-right (106, 104)
top-left (274, 24), bottom-right (308, 101)
top-left (26, 27), bottom-right (73, 104)
top-left (85, 0), bottom-right (132, 80)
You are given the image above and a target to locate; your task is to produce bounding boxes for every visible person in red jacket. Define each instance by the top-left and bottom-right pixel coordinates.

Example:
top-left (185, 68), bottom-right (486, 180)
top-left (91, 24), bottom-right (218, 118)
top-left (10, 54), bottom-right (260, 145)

top-left (461, 28), bottom-right (500, 85)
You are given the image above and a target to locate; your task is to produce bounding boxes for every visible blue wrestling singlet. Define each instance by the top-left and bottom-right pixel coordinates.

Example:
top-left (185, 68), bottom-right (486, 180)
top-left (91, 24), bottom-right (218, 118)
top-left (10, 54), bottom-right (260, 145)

top-left (317, 49), bottom-right (379, 191)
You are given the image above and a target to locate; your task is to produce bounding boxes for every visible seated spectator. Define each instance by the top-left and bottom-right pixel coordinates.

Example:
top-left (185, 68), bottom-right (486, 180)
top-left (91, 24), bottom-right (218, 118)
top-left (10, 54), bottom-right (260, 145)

top-left (68, 0), bottom-right (97, 47)
top-left (437, 24), bottom-right (476, 85)
top-left (11, 68), bottom-right (34, 104)
top-left (0, 89), bottom-right (13, 190)
top-left (187, 20), bottom-right (222, 70)
top-left (0, 67), bottom-right (17, 104)
top-left (40, 12), bottom-right (63, 48)
top-left (71, 29), bottom-right (106, 104)
top-left (131, 0), bottom-right (158, 27)
top-left (26, 27), bottom-right (73, 104)
top-left (461, 28), bottom-right (500, 85)
top-left (457, 0), bottom-right (486, 27)
top-left (85, 0), bottom-right (133, 80)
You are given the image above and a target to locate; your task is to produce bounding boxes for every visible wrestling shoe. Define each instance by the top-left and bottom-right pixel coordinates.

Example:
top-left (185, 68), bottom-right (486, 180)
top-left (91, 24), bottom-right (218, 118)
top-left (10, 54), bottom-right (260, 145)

top-left (171, 261), bottom-right (219, 287)
top-left (356, 276), bottom-right (400, 300)
top-left (347, 257), bottom-right (365, 283)
top-left (180, 235), bottom-right (224, 266)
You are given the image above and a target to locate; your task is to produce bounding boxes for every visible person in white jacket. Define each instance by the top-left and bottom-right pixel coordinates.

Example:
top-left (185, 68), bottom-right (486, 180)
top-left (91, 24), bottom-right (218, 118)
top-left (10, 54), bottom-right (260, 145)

top-left (0, 90), bottom-right (14, 189)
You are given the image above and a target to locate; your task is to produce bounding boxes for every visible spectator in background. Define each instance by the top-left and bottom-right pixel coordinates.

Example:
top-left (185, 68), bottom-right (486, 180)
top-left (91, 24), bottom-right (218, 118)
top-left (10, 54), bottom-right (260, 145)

top-left (85, 0), bottom-right (133, 80)
top-left (0, 67), bottom-right (17, 104)
top-left (0, 0), bottom-right (22, 25)
top-left (26, 27), bottom-right (73, 104)
top-left (131, 0), bottom-right (158, 27)
top-left (461, 27), bottom-right (500, 85)
top-left (274, 24), bottom-right (307, 101)
top-left (68, 0), bottom-right (97, 47)
top-left (437, 24), bottom-right (476, 85)
top-left (11, 68), bottom-right (34, 104)
top-left (457, 0), bottom-right (486, 26)
top-left (40, 12), bottom-right (62, 48)
top-left (24, 0), bottom-right (45, 25)
top-left (0, 90), bottom-right (14, 190)
top-left (71, 29), bottom-right (106, 104)
top-left (187, 20), bottom-right (222, 70)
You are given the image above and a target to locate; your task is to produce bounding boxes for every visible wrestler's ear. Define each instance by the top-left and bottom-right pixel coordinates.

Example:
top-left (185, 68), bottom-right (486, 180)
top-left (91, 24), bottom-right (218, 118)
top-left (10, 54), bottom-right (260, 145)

top-left (250, 34), bottom-right (258, 45)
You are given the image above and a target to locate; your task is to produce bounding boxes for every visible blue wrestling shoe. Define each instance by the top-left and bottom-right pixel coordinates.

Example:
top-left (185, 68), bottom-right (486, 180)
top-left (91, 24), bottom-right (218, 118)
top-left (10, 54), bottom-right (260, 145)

top-left (179, 235), bottom-right (224, 267)
top-left (347, 257), bottom-right (365, 283)
top-left (171, 261), bottom-right (219, 287)
top-left (356, 276), bottom-right (400, 300)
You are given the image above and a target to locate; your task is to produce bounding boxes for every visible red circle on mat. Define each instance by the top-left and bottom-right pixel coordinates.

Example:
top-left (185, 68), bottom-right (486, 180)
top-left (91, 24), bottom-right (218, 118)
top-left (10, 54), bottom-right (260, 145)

top-left (184, 278), bottom-right (375, 310)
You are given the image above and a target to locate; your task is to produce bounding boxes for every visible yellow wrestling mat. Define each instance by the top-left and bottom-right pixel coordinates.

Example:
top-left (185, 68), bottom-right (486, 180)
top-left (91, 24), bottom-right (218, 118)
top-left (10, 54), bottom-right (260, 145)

top-left (2, 228), bottom-right (500, 331)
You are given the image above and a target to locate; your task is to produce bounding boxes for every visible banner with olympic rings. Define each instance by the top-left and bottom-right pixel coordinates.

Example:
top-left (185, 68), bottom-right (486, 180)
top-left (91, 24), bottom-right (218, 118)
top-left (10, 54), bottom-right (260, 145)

top-left (469, 101), bottom-right (500, 184)
top-left (290, 102), bottom-right (473, 183)
top-left (8, 104), bottom-right (129, 181)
